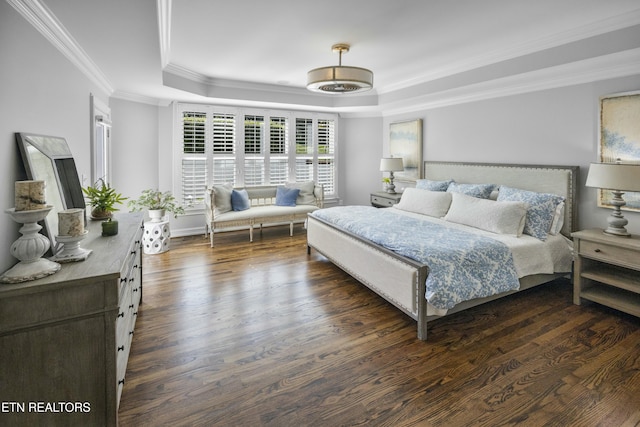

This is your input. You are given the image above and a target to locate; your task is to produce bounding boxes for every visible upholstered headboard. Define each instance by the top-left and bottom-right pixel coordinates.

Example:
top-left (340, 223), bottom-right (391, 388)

top-left (423, 161), bottom-right (579, 237)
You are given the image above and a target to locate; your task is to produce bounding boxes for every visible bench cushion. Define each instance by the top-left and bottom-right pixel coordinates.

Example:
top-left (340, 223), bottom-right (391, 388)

top-left (215, 204), bottom-right (319, 223)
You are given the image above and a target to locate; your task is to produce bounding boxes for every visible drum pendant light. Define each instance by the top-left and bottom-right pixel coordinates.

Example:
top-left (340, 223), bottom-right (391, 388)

top-left (307, 44), bottom-right (373, 93)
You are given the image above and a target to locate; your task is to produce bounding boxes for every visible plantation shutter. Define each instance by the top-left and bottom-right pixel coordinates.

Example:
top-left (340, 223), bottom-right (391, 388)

top-left (295, 118), bottom-right (314, 181)
top-left (317, 119), bottom-right (336, 194)
top-left (181, 111), bottom-right (207, 205)
top-left (212, 113), bottom-right (236, 185)
top-left (174, 103), bottom-right (338, 210)
top-left (269, 116), bottom-right (288, 184)
top-left (244, 115), bottom-right (265, 186)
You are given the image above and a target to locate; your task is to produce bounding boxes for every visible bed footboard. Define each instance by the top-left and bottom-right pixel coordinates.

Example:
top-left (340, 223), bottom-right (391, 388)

top-left (307, 215), bottom-right (430, 340)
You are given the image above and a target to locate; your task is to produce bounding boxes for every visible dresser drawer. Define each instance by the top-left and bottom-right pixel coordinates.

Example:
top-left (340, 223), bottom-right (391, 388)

top-left (371, 195), bottom-right (395, 207)
top-left (580, 240), bottom-right (639, 268)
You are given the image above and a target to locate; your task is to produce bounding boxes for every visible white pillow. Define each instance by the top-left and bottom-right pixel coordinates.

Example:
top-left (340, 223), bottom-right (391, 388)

top-left (212, 183), bottom-right (233, 216)
top-left (394, 188), bottom-right (452, 218)
top-left (285, 181), bottom-right (316, 205)
top-left (549, 201), bottom-right (565, 235)
top-left (444, 192), bottom-right (528, 236)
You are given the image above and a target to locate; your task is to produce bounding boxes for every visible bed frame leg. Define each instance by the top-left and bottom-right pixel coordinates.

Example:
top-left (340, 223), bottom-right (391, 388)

top-left (417, 319), bottom-right (428, 341)
top-left (307, 245), bottom-right (311, 255)
top-left (417, 266), bottom-right (429, 341)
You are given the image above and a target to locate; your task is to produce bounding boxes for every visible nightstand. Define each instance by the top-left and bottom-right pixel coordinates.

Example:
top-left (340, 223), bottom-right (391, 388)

top-left (572, 229), bottom-right (640, 317)
top-left (370, 191), bottom-right (403, 208)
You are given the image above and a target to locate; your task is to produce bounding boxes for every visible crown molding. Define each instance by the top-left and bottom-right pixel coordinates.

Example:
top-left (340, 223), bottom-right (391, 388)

top-left (157, 0), bottom-right (172, 68)
top-left (380, 8), bottom-right (640, 94)
top-left (377, 48), bottom-right (640, 118)
top-left (111, 90), bottom-right (172, 107)
top-left (7, 0), bottom-right (114, 96)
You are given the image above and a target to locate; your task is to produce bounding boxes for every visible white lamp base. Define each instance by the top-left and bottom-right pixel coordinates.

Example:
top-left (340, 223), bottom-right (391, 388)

top-left (603, 190), bottom-right (631, 237)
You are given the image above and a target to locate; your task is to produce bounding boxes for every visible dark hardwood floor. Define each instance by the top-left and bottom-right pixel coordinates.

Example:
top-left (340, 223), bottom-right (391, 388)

top-left (118, 226), bottom-right (640, 426)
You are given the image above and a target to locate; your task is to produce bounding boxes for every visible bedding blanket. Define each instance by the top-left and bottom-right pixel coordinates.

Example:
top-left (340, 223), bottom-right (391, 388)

top-left (311, 206), bottom-right (521, 310)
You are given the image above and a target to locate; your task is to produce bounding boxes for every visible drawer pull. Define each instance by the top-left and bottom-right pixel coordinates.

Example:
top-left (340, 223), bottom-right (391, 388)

top-left (594, 248), bottom-right (601, 253)
top-left (129, 304), bottom-right (134, 309)
top-left (117, 312), bottom-right (124, 318)
top-left (117, 345), bottom-right (124, 352)
top-left (118, 379), bottom-right (125, 385)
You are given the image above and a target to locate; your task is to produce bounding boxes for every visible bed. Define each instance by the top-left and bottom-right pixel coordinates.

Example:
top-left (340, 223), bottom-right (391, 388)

top-left (306, 161), bottom-right (579, 340)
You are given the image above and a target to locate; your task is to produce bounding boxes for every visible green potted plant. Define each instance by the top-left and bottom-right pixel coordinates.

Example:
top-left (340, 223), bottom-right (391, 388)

top-left (382, 177), bottom-right (391, 191)
top-left (128, 189), bottom-right (185, 222)
top-left (83, 179), bottom-right (128, 220)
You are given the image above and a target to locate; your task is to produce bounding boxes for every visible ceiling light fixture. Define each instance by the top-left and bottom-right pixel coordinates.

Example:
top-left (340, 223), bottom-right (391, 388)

top-left (307, 43), bottom-right (373, 94)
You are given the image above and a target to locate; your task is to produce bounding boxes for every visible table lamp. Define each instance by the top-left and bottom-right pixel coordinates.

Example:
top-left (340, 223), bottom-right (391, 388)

top-left (380, 158), bottom-right (404, 194)
top-left (585, 162), bottom-right (640, 237)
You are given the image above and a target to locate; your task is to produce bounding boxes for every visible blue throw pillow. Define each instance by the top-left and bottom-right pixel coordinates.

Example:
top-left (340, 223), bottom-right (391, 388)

top-left (275, 186), bottom-right (300, 207)
top-left (446, 182), bottom-right (496, 199)
top-left (416, 179), bottom-right (453, 192)
top-left (497, 186), bottom-right (564, 241)
top-left (231, 189), bottom-right (250, 211)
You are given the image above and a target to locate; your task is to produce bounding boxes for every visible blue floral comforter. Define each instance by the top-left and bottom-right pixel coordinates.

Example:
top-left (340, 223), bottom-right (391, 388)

top-left (311, 206), bottom-right (520, 310)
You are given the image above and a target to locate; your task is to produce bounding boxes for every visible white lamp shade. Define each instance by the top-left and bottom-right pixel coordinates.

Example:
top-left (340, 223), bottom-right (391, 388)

top-left (380, 158), bottom-right (404, 172)
top-left (585, 163), bottom-right (640, 192)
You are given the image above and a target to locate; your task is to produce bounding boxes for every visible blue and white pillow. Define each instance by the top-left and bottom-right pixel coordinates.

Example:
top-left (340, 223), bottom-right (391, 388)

top-left (497, 186), bottom-right (564, 241)
top-left (446, 182), bottom-right (496, 199)
top-left (275, 186), bottom-right (300, 207)
top-left (231, 189), bottom-right (250, 211)
top-left (416, 179), bottom-right (453, 192)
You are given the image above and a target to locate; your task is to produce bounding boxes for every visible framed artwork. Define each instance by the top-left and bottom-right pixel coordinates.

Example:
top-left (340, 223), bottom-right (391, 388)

top-left (389, 119), bottom-right (423, 182)
top-left (598, 90), bottom-right (640, 211)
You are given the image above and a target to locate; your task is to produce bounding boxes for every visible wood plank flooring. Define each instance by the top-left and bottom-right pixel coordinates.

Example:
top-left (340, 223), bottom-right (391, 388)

top-left (118, 226), bottom-right (640, 426)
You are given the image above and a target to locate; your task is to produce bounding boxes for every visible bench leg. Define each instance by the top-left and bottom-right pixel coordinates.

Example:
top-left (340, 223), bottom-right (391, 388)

top-left (250, 226), bottom-right (253, 242)
top-left (210, 229), bottom-right (214, 247)
top-left (290, 222), bottom-right (294, 236)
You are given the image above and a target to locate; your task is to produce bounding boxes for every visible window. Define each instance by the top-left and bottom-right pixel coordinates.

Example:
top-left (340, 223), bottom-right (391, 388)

top-left (174, 103), bottom-right (337, 208)
top-left (90, 94), bottom-right (112, 185)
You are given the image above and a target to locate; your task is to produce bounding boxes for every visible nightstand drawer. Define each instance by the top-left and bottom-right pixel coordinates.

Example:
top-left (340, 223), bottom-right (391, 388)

top-left (580, 240), bottom-right (638, 268)
top-left (371, 195), bottom-right (395, 207)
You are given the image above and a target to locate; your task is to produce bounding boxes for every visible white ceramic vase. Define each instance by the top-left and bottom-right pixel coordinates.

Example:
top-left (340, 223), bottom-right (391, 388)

top-left (148, 209), bottom-right (166, 223)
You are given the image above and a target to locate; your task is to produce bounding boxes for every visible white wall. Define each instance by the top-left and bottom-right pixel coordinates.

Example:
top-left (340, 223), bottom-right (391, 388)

top-left (339, 116), bottom-right (383, 206)
top-left (0, 2), bottom-right (109, 272)
top-left (374, 75), bottom-right (640, 234)
top-left (110, 98), bottom-right (160, 200)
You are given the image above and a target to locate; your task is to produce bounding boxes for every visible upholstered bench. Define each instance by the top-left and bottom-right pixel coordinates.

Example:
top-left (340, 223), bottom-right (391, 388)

top-left (204, 182), bottom-right (323, 247)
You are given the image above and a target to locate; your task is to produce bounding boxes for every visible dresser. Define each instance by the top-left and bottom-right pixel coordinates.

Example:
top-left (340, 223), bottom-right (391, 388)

top-left (572, 229), bottom-right (640, 318)
top-left (0, 212), bottom-right (143, 426)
